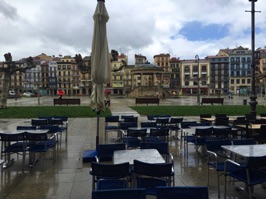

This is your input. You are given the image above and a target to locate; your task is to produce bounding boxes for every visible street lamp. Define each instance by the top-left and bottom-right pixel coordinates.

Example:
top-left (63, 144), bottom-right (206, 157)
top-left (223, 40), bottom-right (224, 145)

top-left (195, 55), bottom-right (200, 105)
top-left (246, 0), bottom-right (260, 116)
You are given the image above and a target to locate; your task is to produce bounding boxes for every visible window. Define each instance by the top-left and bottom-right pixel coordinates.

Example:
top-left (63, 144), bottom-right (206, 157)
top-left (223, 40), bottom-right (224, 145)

top-left (242, 79), bottom-right (245, 84)
top-left (247, 79), bottom-right (251, 84)
top-left (236, 79), bottom-right (240, 84)
top-left (231, 79), bottom-right (234, 84)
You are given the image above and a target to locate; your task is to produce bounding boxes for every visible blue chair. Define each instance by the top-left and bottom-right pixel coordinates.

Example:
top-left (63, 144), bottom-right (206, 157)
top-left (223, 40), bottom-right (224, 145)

top-left (0, 132), bottom-right (27, 170)
top-left (90, 162), bottom-right (131, 190)
top-left (147, 115), bottom-right (160, 121)
top-left (96, 143), bottom-right (125, 162)
top-left (206, 139), bottom-right (231, 198)
top-left (156, 186), bottom-right (209, 199)
top-left (25, 132), bottom-right (56, 169)
top-left (224, 156), bottom-right (266, 199)
top-left (194, 127), bottom-right (213, 153)
top-left (91, 188), bottom-right (146, 199)
top-left (53, 116), bottom-right (68, 137)
top-left (17, 126), bottom-right (37, 130)
top-left (168, 117), bottom-right (183, 139)
top-left (133, 159), bottom-right (175, 195)
top-left (119, 122), bottom-right (138, 141)
top-left (31, 119), bottom-right (49, 126)
top-left (123, 128), bottom-right (147, 148)
top-left (140, 122), bottom-right (157, 128)
top-left (212, 126), bottom-right (231, 139)
top-left (181, 121), bottom-right (198, 157)
top-left (147, 128), bottom-right (170, 143)
top-left (104, 116), bottom-right (120, 142)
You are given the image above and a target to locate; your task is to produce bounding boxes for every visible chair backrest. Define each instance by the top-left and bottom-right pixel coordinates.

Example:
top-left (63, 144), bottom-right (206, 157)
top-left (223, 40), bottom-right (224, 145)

top-left (105, 116), bottom-right (119, 123)
top-left (140, 122), bottom-right (157, 128)
top-left (0, 132), bottom-right (26, 142)
top-left (150, 128), bottom-right (169, 137)
top-left (121, 115), bottom-right (134, 119)
top-left (156, 186), bottom-right (209, 199)
top-left (119, 122), bottom-right (138, 130)
top-left (169, 117), bottom-right (183, 124)
top-left (181, 121), bottom-right (198, 129)
top-left (147, 115), bottom-right (160, 121)
top-left (124, 117), bottom-right (138, 122)
top-left (156, 118), bottom-right (169, 125)
top-left (91, 188), bottom-right (146, 199)
top-left (215, 117), bottom-right (229, 126)
top-left (25, 132), bottom-right (48, 142)
top-left (16, 126), bottom-right (37, 130)
top-left (31, 119), bottom-right (49, 126)
top-left (140, 142), bottom-right (169, 155)
top-left (232, 138), bottom-right (256, 145)
top-left (206, 139), bottom-right (231, 152)
top-left (96, 143), bottom-right (125, 161)
top-left (212, 127), bottom-right (231, 137)
top-left (90, 162), bottom-right (130, 178)
top-left (127, 128), bottom-right (147, 138)
top-left (195, 127), bottom-right (213, 136)
top-left (50, 119), bottom-right (64, 125)
top-left (200, 114), bottom-right (212, 118)
top-left (38, 116), bottom-right (53, 124)
top-left (133, 160), bottom-right (173, 177)
top-left (215, 114), bottom-right (227, 118)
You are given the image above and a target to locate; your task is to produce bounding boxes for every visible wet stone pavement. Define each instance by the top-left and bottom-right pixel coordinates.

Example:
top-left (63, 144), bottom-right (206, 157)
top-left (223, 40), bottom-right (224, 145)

top-left (0, 96), bottom-right (265, 198)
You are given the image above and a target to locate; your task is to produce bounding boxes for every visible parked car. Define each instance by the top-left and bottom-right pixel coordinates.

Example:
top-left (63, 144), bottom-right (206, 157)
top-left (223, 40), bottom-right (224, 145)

top-left (9, 90), bottom-right (16, 95)
top-left (23, 92), bottom-right (33, 97)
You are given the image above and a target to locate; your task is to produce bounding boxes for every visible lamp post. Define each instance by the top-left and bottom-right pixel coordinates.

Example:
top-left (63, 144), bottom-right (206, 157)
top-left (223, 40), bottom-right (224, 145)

top-left (246, 0), bottom-right (260, 116)
top-left (195, 55), bottom-right (200, 105)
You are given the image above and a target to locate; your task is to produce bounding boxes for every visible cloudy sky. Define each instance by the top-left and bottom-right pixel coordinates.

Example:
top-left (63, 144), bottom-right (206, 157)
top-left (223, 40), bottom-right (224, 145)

top-left (0, 0), bottom-right (265, 64)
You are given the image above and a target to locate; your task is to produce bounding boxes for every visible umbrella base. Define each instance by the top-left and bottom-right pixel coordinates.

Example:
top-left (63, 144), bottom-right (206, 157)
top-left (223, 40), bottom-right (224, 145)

top-left (82, 149), bottom-right (97, 163)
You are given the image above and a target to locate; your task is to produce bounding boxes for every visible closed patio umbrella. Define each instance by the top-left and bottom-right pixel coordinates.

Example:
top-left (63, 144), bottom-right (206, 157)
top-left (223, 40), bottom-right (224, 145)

top-left (90, 0), bottom-right (111, 145)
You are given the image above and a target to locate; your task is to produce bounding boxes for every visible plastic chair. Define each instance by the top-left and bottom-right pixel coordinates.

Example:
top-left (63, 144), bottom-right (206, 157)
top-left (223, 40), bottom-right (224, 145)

top-left (123, 128), bottom-right (147, 148)
top-left (95, 143), bottom-right (125, 162)
top-left (91, 188), bottom-right (146, 199)
top-left (194, 127), bottom-right (213, 153)
top-left (224, 156), bottom-right (266, 199)
top-left (147, 128), bottom-right (170, 143)
top-left (133, 159), bottom-right (175, 195)
top-left (156, 186), bottom-right (209, 199)
top-left (147, 115), bottom-right (160, 121)
top-left (31, 119), bottom-right (49, 126)
top-left (232, 138), bottom-right (256, 145)
top-left (214, 117), bottom-right (229, 126)
top-left (140, 122), bottom-right (157, 128)
top-left (16, 126), bottom-right (37, 130)
top-left (25, 132), bottom-right (57, 169)
top-left (0, 132), bottom-right (27, 170)
top-left (212, 126), bottom-right (231, 139)
top-left (206, 139), bottom-right (231, 198)
top-left (104, 116), bottom-right (120, 142)
top-left (90, 162), bottom-right (131, 190)
top-left (50, 118), bottom-right (67, 142)
top-left (119, 122), bottom-right (138, 140)
top-left (124, 116), bottom-right (138, 122)
top-left (215, 114), bottom-right (227, 118)
top-left (168, 117), bottom-right (183, 139)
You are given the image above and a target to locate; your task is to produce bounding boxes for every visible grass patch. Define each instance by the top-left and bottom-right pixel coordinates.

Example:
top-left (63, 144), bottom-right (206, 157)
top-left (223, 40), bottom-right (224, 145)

top-left (0, 106), bottom-right (112, 118)
top-left (130, 105), bottom-right (266, 116)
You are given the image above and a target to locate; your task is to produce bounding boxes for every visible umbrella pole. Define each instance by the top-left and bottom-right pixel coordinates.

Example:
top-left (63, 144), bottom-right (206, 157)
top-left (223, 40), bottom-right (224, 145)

top-left (96, 110), bottom-right (101, 145)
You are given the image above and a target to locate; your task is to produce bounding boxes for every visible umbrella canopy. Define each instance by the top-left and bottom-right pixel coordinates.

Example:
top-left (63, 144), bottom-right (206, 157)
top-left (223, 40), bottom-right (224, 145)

top-left (90, 0), bottom-right (111, 112)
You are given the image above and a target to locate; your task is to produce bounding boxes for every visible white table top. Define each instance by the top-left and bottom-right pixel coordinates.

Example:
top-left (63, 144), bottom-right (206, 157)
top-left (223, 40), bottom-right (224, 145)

top-left (222, 144), bottom-right (266, 158)
top-left (113, 149), bottom-right (165, 165)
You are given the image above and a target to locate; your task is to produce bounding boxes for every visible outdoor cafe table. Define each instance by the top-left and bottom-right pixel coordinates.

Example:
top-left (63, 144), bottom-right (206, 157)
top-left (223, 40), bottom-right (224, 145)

top-left (113, 149), bottom-right (165, 165)
top-left (222, 144), bottom-right (266, 158)
top-left (0, 129), bottom-right (49, 168)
